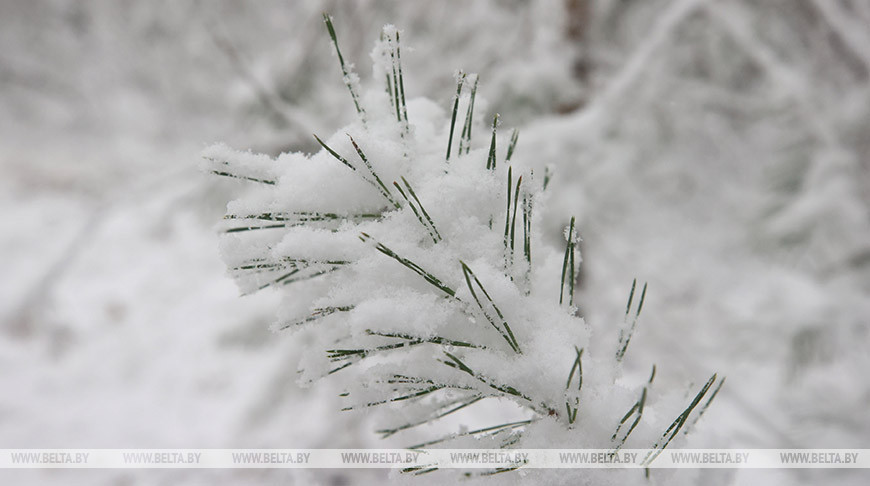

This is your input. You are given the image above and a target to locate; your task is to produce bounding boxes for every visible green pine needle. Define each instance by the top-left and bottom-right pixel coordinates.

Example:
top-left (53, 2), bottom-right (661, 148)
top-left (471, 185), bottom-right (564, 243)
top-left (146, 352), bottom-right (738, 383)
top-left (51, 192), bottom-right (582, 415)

top-left (565, 346), bottom-right (584, 424)
top-left (460, 261), bottom-right (521, 353)
top-left (387, 33), bottom-right (402, 124)
top-left (209, 169), bottom-right (277, 186)
top-left (378, 395), bottom-right (484, 438)
top-left (348, 135), bottom-right (402, 209)
top-left (275, 306), bottom-right (354, 331)
top-left (224, 211), bottom-right (382, 223)
top-left (611, 369), bottom-right (652, 449)
top-left (642, 373), bottom-right (718, 466)
top-left (566, 346), bottom-right (584, 390)
top-left (616, 279), bottom-right (648, 361)
top-left (559, 217), bottom-right (576, 306)
top-left (205, 156), bottom-right (277, 185)
top-left (343, 384), bottom-right (448, 411)
top-left (503, 166), bottom-right (513, 261)
top-left (522, 192), bottom-right (533, 286)
top-left (505, 128), bottom-right (519, 163)
top-left (459, 75), bottom-right (479, 155)
top-left (446, 72), bottom-right (466, 161)
top-left (442, 351), bottom-right (531, 401)
top-left (395, 31), bottom-right (409, 127)
top-left (393, 177), bottom-right (442, 243)
top-left (367, 329), bottom-right (482, 349)
top-left (360, 233), bottom-right (456, 297)
top-left (322, 13), bottom-right (365, 122)
top-left (684, 376), bottom-right (725, 434)
top-left (313, 134), bottom-right (357, 171)
top-left (407, 419), bottom-right (532, 450)
top-left (249, 266), bottom-right (340, 294)
top-left (486, 113), bottom-right (499, 170)
top-left (510, 176), bottom-right (523, 254)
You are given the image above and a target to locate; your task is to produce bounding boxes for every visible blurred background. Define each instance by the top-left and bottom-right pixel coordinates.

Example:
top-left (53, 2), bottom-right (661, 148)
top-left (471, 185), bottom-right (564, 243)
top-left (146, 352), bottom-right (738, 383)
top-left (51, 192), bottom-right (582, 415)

top-left (1, 0), bottom-right (868, 484)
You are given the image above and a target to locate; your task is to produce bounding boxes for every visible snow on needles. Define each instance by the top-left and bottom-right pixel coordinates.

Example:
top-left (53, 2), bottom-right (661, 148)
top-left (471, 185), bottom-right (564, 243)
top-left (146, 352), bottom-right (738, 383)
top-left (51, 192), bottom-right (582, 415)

top-left (204, 25), bottom-right (717, 482)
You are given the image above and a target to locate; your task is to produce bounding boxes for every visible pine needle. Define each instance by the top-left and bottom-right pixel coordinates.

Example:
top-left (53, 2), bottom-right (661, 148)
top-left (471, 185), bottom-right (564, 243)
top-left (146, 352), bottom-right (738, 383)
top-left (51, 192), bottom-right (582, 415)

top-left (275, 306), bottom-right (354, 331)
top-left (642, 373), bottom-right (717, 466)
top-left (387, 30), bottom-right (402, 125)
top-left (460, 261), bottom-right (521, 353)
top-left (559, 217), bottom-right (576, 306)
top-left (522, 192), bottom-right (533, 290)
top-left (616, 279), bottom-right (647, 361)
top-left (393, 177), bottom-right (441, 243)
top-left (394, 31), bottom-right (409, 128)
top-left (684, 376), bottom-right (725, 434)
top-left (366, 329), bottom-right (482, 349)
top-left (565, 346), bottom-right (584, 424)
top-left (245, 265), bottom-right (341, 294)
top-left (359, 233), bottom-right (456, 297)
top-left (205, 156), bottom-right (277, 185)
top-left (224, 211), bottom-right (382, 223)
top-left (510, 176), bottom-right (523, 255)
top-left (486, 113), bottom-right (499, 170)
top-left (446, 72), bottom-right (466, 161)
top-left (347, 135), bottom-right (401, 209)
top-left (327, 329), bottom-right (484, 365)
top-left (501, 168), bottom-right (526, 276)
top-left (459, 75), bottom-right (479, 154)
top-left (377, 395), bottom-right (484, 438)
top-left (442, 351), bottom-right (532, 401)
top-left (503, 166), bottom-right (513, 263)
top-left (208, 169), bottom-right (277, 185)
top-left (343, 384), bottom-right (448, 411)
top-left (408, 418), bottom-right (532, 450)
top-left (322, 14), bottom-right (365, 122)
top-left (611, 387), bottom-right (647, 449)
top-left (224, 224), bottom-right (287, 233)
top-left (505, 128), bottom-right (519, 163)
top-left (313, 134), bottom-right (357, 171)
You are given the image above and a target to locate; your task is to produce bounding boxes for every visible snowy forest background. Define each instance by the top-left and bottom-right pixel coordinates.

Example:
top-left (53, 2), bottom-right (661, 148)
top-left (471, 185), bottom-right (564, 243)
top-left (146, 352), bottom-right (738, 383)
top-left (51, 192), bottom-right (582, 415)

top-left (1, 0), bottom-right (869, 484)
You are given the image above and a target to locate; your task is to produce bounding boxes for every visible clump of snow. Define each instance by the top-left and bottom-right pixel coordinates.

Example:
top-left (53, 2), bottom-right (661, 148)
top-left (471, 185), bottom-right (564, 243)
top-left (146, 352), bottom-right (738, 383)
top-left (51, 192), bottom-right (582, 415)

top-left (563, 221), bottom-right (581, 244)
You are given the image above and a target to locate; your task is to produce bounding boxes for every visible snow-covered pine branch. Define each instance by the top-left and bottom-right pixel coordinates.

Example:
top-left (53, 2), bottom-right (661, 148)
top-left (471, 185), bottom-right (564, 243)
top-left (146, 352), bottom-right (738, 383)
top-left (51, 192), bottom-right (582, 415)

top-left (204, 18), bottom-right (721, 481)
